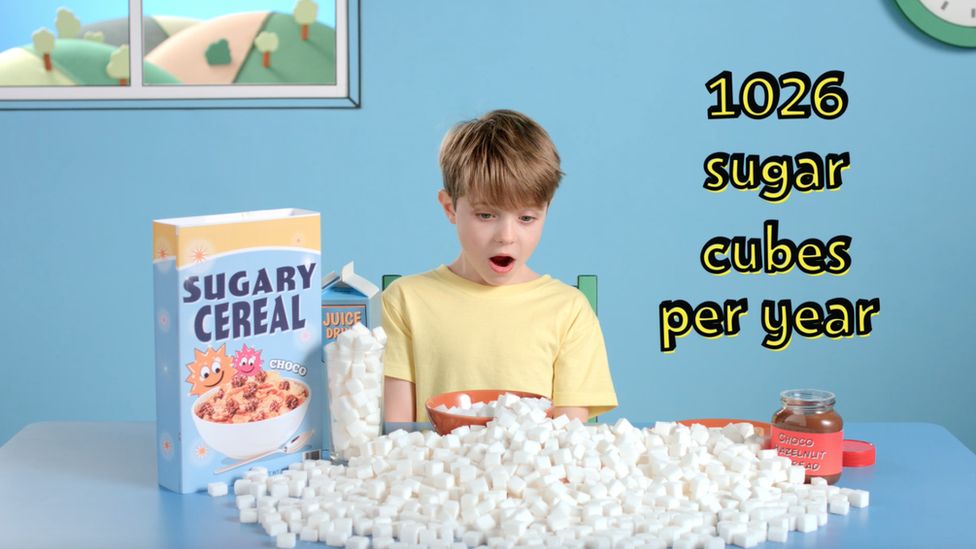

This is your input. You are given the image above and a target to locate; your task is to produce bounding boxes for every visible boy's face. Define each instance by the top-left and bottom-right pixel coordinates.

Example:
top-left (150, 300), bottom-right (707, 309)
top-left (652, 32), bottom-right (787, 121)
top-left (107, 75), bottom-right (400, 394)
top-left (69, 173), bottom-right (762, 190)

top-left (438, 190), bottom-right (548, 286)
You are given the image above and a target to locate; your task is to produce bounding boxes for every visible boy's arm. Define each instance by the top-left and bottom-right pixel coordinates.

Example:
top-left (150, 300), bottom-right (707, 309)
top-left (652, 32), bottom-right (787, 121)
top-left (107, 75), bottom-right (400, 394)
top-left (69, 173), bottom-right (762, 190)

top-left (384, 377), bottom-right (416, 422)
top-left (551, 406), bottom-right (588, 423)
top-left (552, 294), bottom-right (618, 419)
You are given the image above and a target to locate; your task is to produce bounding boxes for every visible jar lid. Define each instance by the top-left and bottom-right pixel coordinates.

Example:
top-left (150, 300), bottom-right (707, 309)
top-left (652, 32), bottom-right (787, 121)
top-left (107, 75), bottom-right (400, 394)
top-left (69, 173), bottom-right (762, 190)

top-left (843, 439), bottom-right (876, 467)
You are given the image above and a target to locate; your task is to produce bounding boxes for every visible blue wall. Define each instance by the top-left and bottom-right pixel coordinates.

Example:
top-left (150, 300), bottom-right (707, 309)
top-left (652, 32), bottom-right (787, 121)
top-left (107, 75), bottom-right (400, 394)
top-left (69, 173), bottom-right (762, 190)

top-left (2, 0), bottom-right (975, 451)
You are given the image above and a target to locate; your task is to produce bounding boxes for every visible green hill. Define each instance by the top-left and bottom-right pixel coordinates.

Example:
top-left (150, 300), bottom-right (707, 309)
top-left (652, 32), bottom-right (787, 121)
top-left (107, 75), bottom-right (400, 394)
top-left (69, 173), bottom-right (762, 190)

top-left (27, 39), bottom-right (178, 85)
top-left (235, 13), bottom-right (336, 84)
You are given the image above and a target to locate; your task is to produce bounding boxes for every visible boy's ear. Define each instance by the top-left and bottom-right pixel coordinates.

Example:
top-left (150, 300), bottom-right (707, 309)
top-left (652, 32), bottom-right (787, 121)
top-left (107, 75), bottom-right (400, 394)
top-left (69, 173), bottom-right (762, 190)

top-left (437, 189), bottom-right (457, 224)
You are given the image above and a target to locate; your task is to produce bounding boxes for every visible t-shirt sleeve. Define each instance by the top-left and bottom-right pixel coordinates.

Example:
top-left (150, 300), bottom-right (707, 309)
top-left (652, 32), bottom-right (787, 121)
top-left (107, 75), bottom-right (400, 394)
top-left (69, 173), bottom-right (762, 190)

top-left (552, 294), bottom-right (618, 418)
top-left (381, 283), bottom-right (415, 383)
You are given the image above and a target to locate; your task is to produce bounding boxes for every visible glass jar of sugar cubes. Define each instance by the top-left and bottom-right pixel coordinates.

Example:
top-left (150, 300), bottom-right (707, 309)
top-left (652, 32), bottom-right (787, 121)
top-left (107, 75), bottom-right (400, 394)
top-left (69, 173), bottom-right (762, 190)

top-left (325, 323), bottom-right (386, 463)
top-left (771, 389), bottom-right (844, 484)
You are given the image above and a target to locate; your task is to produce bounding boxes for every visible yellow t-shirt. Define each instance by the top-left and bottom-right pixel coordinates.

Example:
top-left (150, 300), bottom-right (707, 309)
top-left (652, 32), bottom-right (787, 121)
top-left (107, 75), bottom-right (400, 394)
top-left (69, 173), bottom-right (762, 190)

top-left (382, 265), bottom-right (618, 422)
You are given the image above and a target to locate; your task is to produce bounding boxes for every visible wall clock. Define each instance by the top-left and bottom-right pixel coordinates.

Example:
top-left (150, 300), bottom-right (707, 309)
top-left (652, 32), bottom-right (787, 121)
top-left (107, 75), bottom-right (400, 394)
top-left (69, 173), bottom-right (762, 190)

top-left (896, 0), bottom-right (976, 47)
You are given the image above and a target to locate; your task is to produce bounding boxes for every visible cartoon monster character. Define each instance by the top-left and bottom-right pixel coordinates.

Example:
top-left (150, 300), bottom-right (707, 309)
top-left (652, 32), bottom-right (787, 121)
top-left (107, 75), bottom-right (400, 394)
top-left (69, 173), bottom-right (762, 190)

top-left (233, 344), bottom-right (264, 377)
top-left (185, 344), bottom-right (231, 396)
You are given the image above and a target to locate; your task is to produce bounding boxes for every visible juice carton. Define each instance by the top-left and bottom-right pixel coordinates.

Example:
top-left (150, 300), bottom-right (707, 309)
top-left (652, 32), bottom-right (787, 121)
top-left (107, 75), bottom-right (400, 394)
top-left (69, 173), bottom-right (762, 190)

top-left (321, 261), bottom-right (380, 345)
top-left (152, 209), bottom-right (323, 493)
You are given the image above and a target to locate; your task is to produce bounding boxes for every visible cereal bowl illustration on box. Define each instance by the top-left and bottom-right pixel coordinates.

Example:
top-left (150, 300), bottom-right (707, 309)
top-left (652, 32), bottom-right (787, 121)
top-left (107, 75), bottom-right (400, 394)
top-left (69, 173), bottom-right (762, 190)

top-left (190, 347), bottom-right (311, 459)
top-left (153, 209), bottom-right (323, 493)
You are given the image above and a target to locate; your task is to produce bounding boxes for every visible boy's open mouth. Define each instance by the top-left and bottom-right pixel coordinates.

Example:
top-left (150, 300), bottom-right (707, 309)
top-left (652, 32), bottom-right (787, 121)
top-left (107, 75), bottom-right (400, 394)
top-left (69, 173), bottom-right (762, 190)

top-left (489, 255), bottom-right (515, 273)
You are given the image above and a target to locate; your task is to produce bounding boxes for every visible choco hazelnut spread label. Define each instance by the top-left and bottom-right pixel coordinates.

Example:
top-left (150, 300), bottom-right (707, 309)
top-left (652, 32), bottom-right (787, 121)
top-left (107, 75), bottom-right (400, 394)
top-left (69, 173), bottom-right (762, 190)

top-left (772, 427), bottom-right (843, 476)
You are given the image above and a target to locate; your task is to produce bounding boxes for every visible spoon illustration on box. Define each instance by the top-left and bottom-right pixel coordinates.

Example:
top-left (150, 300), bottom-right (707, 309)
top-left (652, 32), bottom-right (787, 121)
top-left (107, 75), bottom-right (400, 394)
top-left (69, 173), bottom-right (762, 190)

top-left (214, 430), bottom-right (315, 475)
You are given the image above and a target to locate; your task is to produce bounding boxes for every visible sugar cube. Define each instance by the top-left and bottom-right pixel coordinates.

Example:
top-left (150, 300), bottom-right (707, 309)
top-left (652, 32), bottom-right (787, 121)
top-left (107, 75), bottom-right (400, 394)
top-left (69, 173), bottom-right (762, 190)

top-left (273, 532), bottom-right (295, 549)
top-left (207, 482), bottom-right (228, 497)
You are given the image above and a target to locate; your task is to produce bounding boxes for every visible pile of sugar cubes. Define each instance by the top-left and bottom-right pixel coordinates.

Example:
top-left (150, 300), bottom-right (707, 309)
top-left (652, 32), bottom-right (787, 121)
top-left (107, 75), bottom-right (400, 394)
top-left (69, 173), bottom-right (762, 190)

top-left (325, 323), bottom-right (386, 460)
top-left (433, 392), bottom-right (551, 418)
top-left (210, 394), bottom-right (870, 549)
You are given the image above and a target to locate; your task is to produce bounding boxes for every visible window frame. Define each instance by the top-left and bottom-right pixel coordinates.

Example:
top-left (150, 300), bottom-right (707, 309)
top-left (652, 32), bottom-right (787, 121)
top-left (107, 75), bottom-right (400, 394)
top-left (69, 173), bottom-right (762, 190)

top-left (0, 0), bottom-right (360, 110)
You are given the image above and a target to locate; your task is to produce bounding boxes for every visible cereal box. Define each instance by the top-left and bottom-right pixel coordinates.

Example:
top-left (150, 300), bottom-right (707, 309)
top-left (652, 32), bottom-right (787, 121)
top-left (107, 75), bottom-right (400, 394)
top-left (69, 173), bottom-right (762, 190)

top-left (153, 209), bottom-right (323, 493)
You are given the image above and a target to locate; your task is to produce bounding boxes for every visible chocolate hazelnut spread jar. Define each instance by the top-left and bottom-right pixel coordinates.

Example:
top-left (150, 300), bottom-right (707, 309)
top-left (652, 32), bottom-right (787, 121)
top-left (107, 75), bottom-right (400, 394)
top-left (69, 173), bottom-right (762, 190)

top-left (771, 389), bottom-right (844, 484)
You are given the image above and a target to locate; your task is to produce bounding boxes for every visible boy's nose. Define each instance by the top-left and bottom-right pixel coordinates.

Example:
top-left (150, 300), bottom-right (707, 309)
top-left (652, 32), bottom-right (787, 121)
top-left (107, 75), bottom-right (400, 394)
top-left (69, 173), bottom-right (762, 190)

top-left (494, 220), bottom-right (516, 244)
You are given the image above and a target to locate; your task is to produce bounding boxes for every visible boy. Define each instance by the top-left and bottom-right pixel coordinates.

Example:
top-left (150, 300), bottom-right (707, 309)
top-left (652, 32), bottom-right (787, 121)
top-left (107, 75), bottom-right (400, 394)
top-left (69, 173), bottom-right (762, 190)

top-left (382, 109), bottom-right (617, 423)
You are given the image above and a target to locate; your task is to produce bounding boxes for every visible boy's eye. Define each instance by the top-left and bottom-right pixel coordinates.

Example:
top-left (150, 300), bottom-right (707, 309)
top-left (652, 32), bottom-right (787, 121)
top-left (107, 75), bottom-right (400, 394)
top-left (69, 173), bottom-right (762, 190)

top-left (519, 216), bottom-right (536, 223)
top-left (477, 213), bottom-right (494, 220)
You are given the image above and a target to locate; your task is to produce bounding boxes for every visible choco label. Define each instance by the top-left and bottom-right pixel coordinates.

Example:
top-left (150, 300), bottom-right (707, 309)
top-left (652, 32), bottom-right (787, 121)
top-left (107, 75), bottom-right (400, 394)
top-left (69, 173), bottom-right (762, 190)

top-left (771, 427), bottom-right (843, 476)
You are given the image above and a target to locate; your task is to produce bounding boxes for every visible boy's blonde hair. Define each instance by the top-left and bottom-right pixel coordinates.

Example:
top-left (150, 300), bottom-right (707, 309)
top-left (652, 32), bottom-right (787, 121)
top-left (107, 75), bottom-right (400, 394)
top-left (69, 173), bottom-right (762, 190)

top-left (439, 110), bottom-right (563, 210)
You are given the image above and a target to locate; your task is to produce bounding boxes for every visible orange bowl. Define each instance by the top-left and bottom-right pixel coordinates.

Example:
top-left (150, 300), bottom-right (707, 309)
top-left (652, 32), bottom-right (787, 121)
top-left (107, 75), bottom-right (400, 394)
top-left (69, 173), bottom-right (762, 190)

top-left (426, 389), bottom-right (550, 435)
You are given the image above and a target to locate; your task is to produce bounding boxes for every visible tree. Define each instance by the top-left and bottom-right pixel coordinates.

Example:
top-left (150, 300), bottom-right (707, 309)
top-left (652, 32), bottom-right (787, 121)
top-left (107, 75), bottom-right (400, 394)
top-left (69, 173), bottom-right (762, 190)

top-left (84, 31), bottom-right (105, 43)
top-left (254, 32), bottom-right (279, 69)
top-left (107, 45), bottom-right (130, 86)
top-left (55, 8), bottom-right (81, 39)
top-left (293, 0), bottom-right (318, 41)
top-left (32, 28), bottom-right (55, 72)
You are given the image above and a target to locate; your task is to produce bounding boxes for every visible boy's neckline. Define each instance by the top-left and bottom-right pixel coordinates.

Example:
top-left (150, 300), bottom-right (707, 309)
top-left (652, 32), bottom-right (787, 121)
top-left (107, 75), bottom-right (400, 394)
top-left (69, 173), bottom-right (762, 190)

top-left (435, 264), bottom-right (551, 294)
